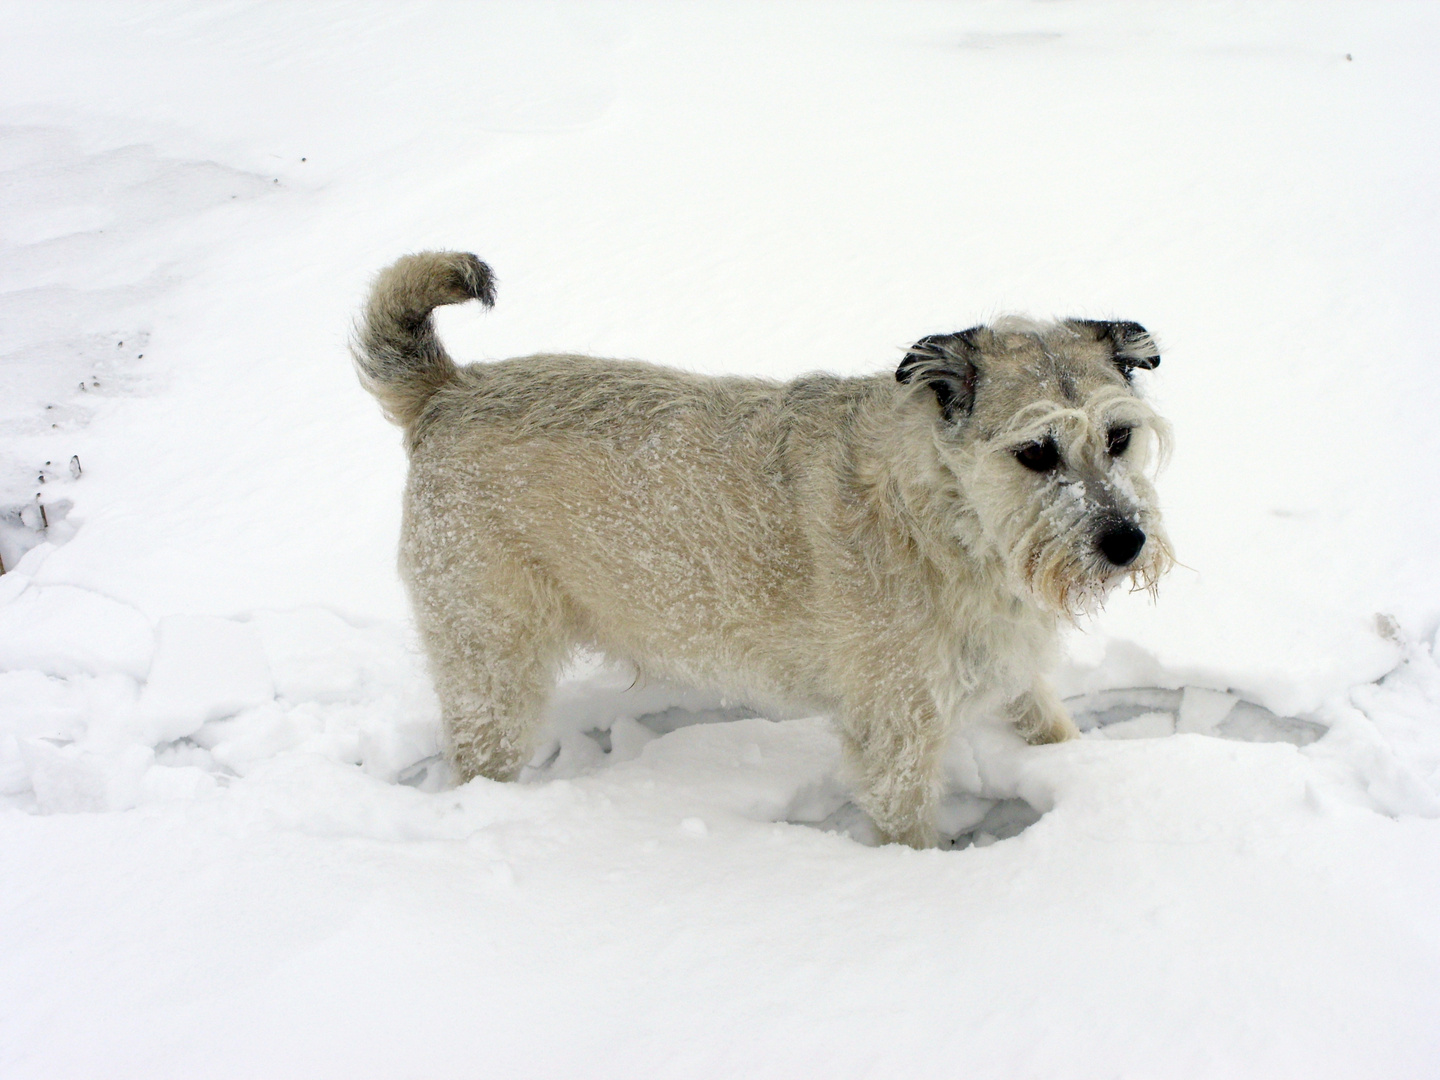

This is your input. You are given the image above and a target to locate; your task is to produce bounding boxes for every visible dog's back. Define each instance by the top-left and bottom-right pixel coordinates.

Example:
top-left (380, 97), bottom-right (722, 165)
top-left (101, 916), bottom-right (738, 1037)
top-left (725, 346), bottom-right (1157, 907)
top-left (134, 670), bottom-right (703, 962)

top-left (405, 357), bottom-right (892, 712)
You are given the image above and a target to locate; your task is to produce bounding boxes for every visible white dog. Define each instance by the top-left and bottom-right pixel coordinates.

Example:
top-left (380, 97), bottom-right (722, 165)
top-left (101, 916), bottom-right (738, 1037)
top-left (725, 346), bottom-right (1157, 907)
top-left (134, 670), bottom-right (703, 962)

top-left (353, 251), bottom-right (1172, 846)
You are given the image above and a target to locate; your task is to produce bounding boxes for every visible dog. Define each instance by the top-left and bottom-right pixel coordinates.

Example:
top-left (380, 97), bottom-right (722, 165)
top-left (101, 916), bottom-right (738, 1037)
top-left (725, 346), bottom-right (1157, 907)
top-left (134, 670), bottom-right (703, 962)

top-left (353, 251), bottom-right (1173, 847)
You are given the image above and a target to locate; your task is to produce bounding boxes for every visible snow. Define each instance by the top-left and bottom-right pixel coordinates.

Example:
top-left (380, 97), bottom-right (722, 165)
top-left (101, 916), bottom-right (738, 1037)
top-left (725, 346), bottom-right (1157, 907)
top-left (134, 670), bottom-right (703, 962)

top-left (136, 615), bottom-right (274, 742)
top-left (0, 583), bottom-right (153, 679)
top-left (2, 1), bottom-right (1439, 1076)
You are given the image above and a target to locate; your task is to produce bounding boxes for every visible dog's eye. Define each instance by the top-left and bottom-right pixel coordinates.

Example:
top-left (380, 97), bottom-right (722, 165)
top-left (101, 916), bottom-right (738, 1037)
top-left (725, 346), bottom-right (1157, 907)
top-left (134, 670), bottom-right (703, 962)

top-left (1014, 438), bottom-right (1060, 473)
top-left (1106, 426), bottom-right (1132, 456)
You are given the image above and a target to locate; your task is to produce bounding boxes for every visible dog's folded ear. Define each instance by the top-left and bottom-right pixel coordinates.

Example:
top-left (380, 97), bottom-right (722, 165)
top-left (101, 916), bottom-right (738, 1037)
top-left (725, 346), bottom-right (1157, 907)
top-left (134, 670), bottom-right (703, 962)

top-left (1070, 319), bottom-right (1160, 379)
top-left (897, 328), bottom-right (982, 422)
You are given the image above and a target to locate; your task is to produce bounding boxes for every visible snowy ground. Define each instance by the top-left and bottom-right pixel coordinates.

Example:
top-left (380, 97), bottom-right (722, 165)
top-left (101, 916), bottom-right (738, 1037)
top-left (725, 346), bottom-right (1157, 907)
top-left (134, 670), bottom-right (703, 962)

top-left (3, 2), bottom-right (1440, 1077)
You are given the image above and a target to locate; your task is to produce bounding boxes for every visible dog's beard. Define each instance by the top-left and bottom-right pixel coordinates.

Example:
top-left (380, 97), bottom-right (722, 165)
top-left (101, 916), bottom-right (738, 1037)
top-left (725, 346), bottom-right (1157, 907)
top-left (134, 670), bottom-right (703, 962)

top-left (1125, 528), bottom-right (1175, 602)
top-left (1020, 538), bottom-right (1116, 619)
top-left (1012, 523), bottom-right (1174, 620)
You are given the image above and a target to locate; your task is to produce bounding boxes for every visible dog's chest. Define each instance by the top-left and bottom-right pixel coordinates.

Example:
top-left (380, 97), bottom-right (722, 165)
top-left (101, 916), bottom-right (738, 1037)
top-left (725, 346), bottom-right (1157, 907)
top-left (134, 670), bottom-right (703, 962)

top-left (931, 591), bottom-right (1055, 700)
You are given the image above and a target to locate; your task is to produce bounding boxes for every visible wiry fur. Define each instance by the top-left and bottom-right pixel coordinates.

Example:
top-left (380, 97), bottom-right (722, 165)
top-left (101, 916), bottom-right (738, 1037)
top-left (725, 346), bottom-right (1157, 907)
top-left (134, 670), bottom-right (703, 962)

top-left (352, 251), bottom-right (1173, 848)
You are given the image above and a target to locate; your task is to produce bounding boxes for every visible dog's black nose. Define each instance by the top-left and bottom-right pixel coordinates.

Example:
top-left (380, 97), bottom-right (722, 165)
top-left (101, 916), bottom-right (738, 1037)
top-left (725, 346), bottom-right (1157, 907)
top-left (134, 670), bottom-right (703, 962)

top-left (1098, 523), bottom-right (1146, 567)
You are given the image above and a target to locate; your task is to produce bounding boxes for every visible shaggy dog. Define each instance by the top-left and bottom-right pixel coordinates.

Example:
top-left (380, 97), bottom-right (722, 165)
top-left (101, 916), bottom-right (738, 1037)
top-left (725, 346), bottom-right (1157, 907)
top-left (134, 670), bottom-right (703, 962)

top-left (353, 251), bottom-right (1172, 847)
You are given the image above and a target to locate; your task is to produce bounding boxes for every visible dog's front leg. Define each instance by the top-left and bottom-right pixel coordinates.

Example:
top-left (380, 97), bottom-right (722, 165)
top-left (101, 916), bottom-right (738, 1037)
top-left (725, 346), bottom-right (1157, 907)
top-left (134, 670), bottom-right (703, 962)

top-left (1007, 678), bottom-right (1080, 745)
top-left (839, 687), bottom-right (949, 849)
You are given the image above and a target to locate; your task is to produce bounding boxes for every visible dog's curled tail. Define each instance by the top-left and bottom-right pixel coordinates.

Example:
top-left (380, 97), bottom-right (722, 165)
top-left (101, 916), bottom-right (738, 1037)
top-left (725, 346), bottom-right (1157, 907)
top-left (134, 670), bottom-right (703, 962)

top-left (351, 250), bottom-right (495, 430)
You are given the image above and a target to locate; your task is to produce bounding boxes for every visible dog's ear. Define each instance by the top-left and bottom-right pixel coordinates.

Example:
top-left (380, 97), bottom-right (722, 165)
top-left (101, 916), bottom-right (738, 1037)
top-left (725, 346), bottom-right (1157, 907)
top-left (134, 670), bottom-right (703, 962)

top-left (1071, 319), bottom-right (1160, 380)
top-left (896, 328), bottom-right (982, 422)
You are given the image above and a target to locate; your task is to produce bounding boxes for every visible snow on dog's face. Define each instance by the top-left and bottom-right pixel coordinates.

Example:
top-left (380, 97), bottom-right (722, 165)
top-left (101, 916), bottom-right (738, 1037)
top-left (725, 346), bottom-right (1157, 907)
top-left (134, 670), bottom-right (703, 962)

top-left (898, 318), bottom-right (1173, 617)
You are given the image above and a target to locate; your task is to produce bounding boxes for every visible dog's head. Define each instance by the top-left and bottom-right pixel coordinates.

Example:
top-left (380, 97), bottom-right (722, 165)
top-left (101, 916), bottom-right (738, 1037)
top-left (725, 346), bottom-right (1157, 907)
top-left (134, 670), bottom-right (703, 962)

top-left (896, 317), bottom-right (1173, 617)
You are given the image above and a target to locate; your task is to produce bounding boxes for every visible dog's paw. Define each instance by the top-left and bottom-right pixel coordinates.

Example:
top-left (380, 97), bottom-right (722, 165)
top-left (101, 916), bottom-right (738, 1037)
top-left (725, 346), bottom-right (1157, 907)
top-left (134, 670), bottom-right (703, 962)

top-left (1021, 712), bottom-right (1081, 745)
top-left (1013, 696), bottom-right (1082, 748)
top-left (879, 820), bottom-right (941, 850)
top-left (1010, 689), bottom-right (1082, 745)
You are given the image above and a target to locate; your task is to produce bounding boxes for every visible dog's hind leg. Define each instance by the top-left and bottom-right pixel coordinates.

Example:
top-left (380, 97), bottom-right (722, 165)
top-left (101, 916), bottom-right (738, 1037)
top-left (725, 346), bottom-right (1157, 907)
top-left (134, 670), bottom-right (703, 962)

top-left (409, 564), bottom-right (570, 783)
top-left (402, 499), bottom-right (572, 782)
